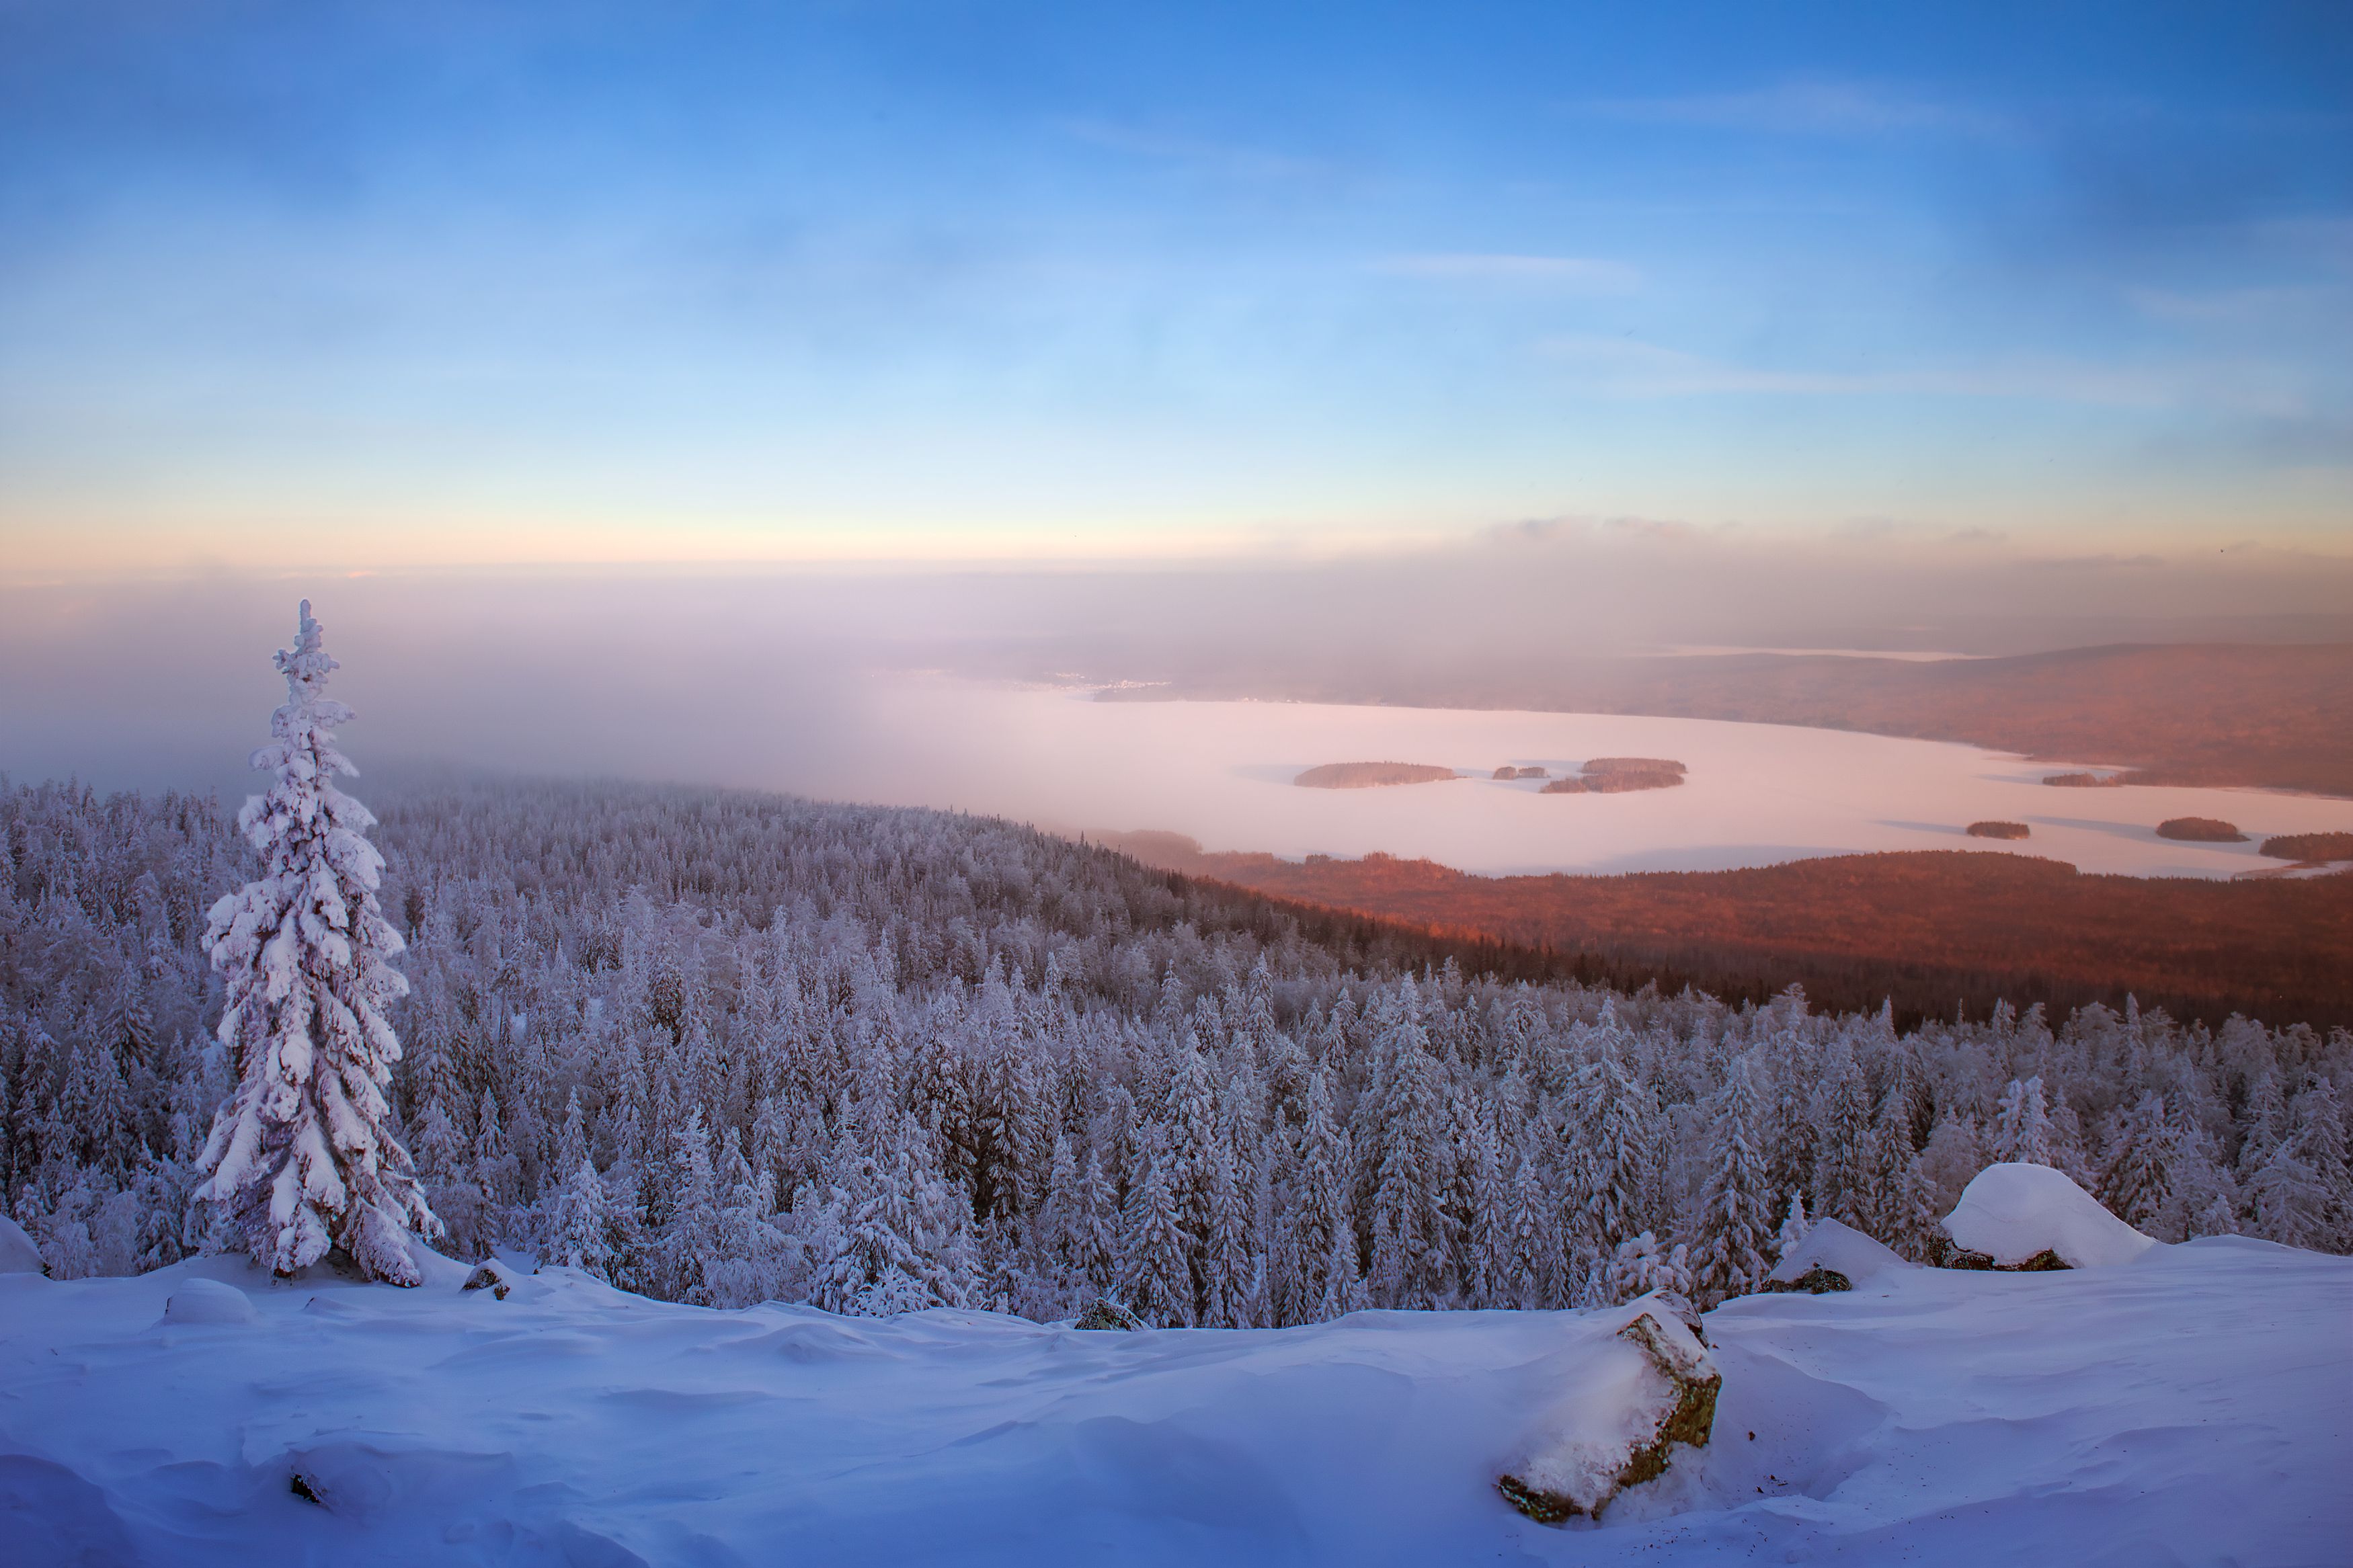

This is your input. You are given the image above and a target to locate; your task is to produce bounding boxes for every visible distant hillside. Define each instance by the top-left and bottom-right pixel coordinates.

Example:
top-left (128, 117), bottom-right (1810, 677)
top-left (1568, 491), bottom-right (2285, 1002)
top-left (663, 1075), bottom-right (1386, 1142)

top-left (1097, 834), bottom-right (2353, 1027)
top-left (1104, 643), bottom-right (2353, 797)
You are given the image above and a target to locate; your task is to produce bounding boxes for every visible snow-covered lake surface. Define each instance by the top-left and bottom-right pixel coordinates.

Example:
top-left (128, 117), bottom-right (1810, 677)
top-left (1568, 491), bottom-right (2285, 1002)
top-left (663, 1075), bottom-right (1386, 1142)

top-left (793, 678), bottom-right (2353, 879)
top-left (4, 1237), bottom-right (2344, 1566)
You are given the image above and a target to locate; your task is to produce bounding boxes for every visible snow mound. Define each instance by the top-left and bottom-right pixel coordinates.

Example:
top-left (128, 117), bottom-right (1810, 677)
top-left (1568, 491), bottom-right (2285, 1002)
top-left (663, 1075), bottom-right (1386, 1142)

top-left (161, 1278), bottom-right (258, 1326)
top-left (0, 1214), bottom-right (40, 1275)
top-left (2, 1241), bottom-right (2346, 1566)
top-left (1767, 1218), bottom-right (1916, 1287)
top-left (1943, 1161), bottom-right (2158, 1269)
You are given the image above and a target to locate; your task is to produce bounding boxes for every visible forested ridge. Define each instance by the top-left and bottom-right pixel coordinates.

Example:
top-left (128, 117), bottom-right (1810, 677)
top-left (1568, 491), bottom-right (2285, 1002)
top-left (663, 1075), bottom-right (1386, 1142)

top-left (1099, 834), bottom-right (2353, 1028)
top-left (5, 775), bottom-right (2347, 1321)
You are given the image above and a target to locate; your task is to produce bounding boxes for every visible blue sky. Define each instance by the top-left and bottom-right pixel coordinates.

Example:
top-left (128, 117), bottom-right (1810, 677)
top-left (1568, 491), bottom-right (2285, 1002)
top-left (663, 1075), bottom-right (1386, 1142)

top-left (1, 1), bottom-right (2347, 571)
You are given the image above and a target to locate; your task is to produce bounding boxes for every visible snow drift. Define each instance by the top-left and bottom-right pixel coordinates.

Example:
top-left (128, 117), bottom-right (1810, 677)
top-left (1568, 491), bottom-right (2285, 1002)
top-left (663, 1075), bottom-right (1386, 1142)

top-left (0, 1214), bottom-right (40, 1276)
top-left (2, 1233), bottom-right (2345, 1567)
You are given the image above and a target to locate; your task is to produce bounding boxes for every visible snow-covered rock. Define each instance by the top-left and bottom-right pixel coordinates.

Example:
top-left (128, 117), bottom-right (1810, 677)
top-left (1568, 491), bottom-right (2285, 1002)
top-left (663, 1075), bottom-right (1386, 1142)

top-left (161, 1278), bottom-right (257, 1326)
top-left (1, 1239), bottom-right (2346, 1566)
top-left (1497, 1299), bottom-right (1720, 1522)
top-left (461, 1263), bottom-right (512, 1300)
top-left (0, 1214), bottom-right (42, 1275)
top-left (1766, 1218), bottom-right (1916, 1288)
top-left (1942, 1161), bottom-right (2159, 1270)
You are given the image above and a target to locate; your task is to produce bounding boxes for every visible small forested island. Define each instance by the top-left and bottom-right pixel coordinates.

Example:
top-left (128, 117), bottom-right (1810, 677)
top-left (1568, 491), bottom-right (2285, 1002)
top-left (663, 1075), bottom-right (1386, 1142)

top-left (1294, 761), bottom-right (1461, 788)
top-left (2043, 772), bottom-right (2126, 788)
top-left (1544, 757), bottom-right (1688, 794)
top-left (1492, 765), bottom-right (1550, 779)
top-left (2155, 817), bottom-right (2246, 843)
top-left (2260, 831), bottom-right (2353, 862)
top-left (1967, 821), bottom-right (2031, 840)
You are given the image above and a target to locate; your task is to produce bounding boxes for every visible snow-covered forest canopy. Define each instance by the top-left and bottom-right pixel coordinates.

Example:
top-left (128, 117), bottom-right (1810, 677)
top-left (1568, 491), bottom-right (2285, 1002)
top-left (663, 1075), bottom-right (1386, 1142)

top-left (4, 774), bottom-right (2348, 1317)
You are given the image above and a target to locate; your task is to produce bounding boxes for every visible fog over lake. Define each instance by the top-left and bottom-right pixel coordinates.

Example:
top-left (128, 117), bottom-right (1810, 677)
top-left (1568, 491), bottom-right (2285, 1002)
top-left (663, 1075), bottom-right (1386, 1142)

top-left (791, 677), bottom-right (2353, 881)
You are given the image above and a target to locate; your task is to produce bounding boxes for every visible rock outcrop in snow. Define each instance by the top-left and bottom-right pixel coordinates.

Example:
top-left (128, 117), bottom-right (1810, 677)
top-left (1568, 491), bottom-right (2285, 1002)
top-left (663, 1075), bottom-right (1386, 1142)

top-left (1940, 1162), bottom-right (2159, 1270)
top-left (462, 1264), bottom-right (514, 1301)
top-left (1766, 1218), bottom-right (1916, 1290)
top-left (1497, 1299), bottom-right (1722, 1522)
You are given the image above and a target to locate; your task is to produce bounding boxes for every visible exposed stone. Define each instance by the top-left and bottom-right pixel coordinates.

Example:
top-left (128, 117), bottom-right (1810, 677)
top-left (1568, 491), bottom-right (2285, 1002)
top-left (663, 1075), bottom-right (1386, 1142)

top-left (1614, 1314), bottom-right (1720, 1486)
top-left (1648, 1290), bottom-right (1710, 1346)
top-left (1494, 1474), bottom-right (1577, 1524)
top-left (1497, 1309), bottom-right (1720, 1524)
top-left (1761, 1266), bottom-right (1852, 1294)
top-left (463, 1264), bottom-right (511, 1301)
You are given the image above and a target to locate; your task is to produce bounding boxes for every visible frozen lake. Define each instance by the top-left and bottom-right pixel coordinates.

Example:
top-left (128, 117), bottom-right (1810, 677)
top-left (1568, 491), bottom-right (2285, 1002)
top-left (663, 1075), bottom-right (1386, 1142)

top-left (793, 677), bottom-right (2353, 881)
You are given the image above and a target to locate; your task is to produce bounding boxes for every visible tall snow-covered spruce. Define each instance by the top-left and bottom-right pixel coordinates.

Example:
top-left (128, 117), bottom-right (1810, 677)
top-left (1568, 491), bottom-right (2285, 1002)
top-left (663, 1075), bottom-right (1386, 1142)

top-left (194, 601), bottom-right (440, 1284)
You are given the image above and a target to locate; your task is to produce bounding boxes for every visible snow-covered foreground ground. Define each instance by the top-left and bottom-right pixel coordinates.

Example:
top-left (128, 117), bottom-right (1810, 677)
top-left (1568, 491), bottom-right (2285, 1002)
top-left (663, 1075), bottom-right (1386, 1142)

top-left (791, 677), bottom-right (2353, 878)
top-left (5, 1237), bottom-right (2344, 1567)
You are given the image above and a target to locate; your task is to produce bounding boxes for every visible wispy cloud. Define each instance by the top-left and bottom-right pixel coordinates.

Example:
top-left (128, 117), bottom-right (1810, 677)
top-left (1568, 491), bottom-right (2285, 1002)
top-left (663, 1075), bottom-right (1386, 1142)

top-left (1582, 79), bottom-right (2008, 139)
top-left (1374, 253), bottom-right (1642, 292)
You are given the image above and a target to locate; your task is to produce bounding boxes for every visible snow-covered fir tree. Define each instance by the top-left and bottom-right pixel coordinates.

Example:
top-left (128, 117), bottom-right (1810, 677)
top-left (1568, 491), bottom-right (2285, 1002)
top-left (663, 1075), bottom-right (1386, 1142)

top-left (1687, 1059), bottom-right (1772, 1308)
top-left (1993, 1076), bottom-right (2055, 1166)
top-left (1591, 1230), bottom-right (1693, 1307)
top-left (544, 1157), bottom-right (616, 1278)
top-left (1773, 1194), bottom-right (1811, 1266)
top-left (190, 602), bottom-right (440, 1284)
top-left (5, 769), bottom-right (2348, 1310)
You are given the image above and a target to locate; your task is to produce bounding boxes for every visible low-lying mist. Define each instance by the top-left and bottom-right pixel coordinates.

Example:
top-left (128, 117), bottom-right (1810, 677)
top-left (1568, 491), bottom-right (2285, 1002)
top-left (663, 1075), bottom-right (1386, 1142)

top-left (4, 529), bottom-right (2348, 802)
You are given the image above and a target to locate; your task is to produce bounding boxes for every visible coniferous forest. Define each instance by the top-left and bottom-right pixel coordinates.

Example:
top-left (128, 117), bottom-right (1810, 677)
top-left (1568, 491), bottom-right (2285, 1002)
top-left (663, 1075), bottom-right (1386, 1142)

top-left (4, 774), bottom-right (2348, 1319)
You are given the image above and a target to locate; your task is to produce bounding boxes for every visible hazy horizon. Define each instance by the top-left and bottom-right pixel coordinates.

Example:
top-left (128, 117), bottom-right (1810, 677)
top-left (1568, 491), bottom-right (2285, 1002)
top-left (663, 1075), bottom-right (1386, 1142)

top-left (5, 547), bottom-right (2350, 801)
